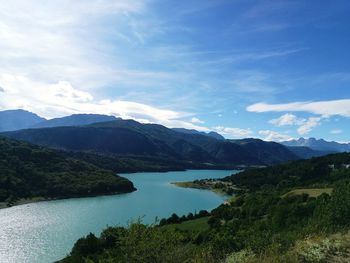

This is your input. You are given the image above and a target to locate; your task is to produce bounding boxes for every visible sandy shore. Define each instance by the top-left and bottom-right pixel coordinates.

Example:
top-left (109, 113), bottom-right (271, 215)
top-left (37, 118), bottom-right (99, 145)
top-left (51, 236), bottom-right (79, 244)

top-left (0, 197), bottom-right (49, 209)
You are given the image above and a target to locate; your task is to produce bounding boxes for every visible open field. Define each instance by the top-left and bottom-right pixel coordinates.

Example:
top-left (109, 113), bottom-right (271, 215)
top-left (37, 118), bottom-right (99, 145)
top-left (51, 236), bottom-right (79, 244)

top-left (161, 217), bottom-right (210, 232)
top-left (283, 188), bottom-right (333, 198)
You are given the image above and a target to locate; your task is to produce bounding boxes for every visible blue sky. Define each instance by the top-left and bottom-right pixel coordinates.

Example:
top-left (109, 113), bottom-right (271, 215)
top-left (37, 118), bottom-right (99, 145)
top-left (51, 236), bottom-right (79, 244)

top-left (0, 0), bottom-right (349, 142)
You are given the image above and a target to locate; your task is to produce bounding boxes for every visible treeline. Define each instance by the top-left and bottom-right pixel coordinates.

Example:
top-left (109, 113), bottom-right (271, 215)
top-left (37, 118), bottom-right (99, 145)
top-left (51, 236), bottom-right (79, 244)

top-left (158, 210), bottom-right (210, 226)
top-left (64, 152), bottom-right (238, 173)
top-left (207, 180), bottom-right (350, 253)
top-left (60, 152), bottom-right (350, 263)
top-left (0, 137), bottom-right (135, 205)
top-left (223, 152), bottom-right (350, 192)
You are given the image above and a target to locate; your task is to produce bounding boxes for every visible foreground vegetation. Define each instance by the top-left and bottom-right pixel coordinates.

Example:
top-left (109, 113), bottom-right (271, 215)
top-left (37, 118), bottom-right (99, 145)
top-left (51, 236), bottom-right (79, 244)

top-left (0, 137), bottom-right (135, 207)
top-left (60, 152), bottom-right (350, 262)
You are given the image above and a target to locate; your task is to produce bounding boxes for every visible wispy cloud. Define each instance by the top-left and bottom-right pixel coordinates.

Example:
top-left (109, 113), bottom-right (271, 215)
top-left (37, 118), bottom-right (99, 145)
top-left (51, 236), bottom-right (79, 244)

top-left (228, 0), bottom-right (301, 34)
top-left (269, 113), bottom-right (304, 126)
top-left (214, 126), bottom-right (253, 138)
top-left (269, 113), bottom-right (323, 135)
top-left (1, 0), bottom-right (349, 143)
top-left (188, 48), bottom-right (304, 67)
top-left (259, 130), bottom-right (294, 142)
top-left (247, 99), bottom-right (350, 117)
top-left (242, 1), bottom-right (300, 20)
top-left (311, 72), bottom-right (350, 84)
top-left (331, 129), bottom-right (343, 134)
top-left (227, 71), bottom-right (284, 98)
top-left (0, 0), bottom-right (204, 116)
top-left (172, 0), bottom-right (230, 16)
top-left (0, 73), bottom-right (210, 131)
top-left (0, 0), bottom-right (149, 90)
top-left (297, 117), bottom-right (323, 135)
top-left (191, 117), bottom-right (205, 124)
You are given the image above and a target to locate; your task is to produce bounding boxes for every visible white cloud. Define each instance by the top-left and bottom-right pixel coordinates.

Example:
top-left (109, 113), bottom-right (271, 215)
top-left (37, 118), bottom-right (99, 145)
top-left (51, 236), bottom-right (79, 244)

top-left (249, 100), bottom-right (350, 135)
top-left (259, 130), bottom-right (293, 142)
top-left (269, 113), bottom-right (304, 126)
top-left (297, 117), bottom-right (322, 135)
top-left (214, 126), bottom-right (253, 138)
top-left (229, 71), bottom-right (277, 95)
top-left (269, 113), bottom-right (323, 135)
top-left (247, 99), bottom-right (350, 117)
top-left (0, 73), bottom-right (210, 131)
top-left (191, 117), bottom-right (205, 124)
top-left (0, 0), bottom-right (219, 116)
top-left (0, 0), bottom-right (215, 131)
top-left (331, 129), bottom-right (343, 134)
top-left (0, 0), bottom-right (187, 95)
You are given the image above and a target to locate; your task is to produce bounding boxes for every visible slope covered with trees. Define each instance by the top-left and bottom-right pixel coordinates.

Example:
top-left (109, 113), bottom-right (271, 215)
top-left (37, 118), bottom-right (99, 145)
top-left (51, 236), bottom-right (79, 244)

top-left (0, 137), bottom-right (135, 206)
top-left (2, 119), bottom-right (299, 168)
top-left (60, 153), bottom-right (350, 263)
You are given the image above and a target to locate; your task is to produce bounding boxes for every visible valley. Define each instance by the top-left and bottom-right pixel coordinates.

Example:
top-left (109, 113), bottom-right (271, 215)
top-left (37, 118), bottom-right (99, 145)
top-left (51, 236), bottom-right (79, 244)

top-left (1, 110), bottom-right (350, 263)
top-left (1, 2), bottom-right (349, 262)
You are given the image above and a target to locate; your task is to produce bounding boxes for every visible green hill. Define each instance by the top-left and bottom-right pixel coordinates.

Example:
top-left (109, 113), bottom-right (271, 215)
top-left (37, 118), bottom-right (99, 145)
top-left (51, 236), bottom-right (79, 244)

top-left (60, 152), bottom-right (350, 263)
top-left (0, 137), bottom-right (135, 207)
top-left (2, 119), bottom-right (299, 168)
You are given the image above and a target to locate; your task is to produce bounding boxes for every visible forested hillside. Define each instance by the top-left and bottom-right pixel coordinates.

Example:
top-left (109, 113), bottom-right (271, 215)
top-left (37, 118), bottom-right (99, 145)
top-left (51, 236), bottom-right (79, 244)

top-left (2, 119), bottom-right (299, 167)
top-left (60, 153), bottom-right (350, 263)
top-left (0, 137), bottom-right (135, 207)
top-left (32, 114), bottom-right (117, 128)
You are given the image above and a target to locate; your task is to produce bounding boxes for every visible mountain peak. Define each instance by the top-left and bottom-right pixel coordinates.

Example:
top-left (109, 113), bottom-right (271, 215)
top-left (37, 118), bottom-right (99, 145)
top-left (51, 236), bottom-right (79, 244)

top-left (33, 114), bottom-right (118, 128)
top-left (172, 128), bottom-right (225, 140)
top-left (0, 109), bottom-right (46, 132)
top-left (282, 137), bottom-right (350, 153)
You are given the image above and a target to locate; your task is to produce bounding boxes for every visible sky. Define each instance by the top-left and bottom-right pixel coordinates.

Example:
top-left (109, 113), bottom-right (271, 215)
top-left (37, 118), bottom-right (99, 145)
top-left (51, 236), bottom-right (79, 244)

top-left (0, 0), bottom-right (349, 142)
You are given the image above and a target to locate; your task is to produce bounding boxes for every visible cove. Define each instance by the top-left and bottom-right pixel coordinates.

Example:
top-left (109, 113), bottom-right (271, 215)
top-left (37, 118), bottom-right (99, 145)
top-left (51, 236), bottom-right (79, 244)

top-left (0, 169), bottom-right (238, 263)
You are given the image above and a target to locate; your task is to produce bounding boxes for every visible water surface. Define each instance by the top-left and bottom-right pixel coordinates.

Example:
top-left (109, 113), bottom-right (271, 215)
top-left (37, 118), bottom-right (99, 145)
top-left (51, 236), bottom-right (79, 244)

top-left (0, 169), bottom-right (237, 263)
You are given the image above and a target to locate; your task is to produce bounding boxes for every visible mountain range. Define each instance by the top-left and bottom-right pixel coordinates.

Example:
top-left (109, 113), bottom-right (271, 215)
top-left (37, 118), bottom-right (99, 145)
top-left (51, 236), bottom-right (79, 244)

top-left (172, 128), bottom-right (225, 140)
top-left (1, 109), bottom-right (340, 169)
top-left (32, 113), bottom-right (118, 128)
top-left (0, 110), bottom-right (224, 141)
top-left (2, 117), bottom-right (299, 167)
top-left (282, 137), bottom-right (350, 153)
top-left (0, 110), bottom-right (119, 132)
top-left (0, 109), bottom-right (45, 132)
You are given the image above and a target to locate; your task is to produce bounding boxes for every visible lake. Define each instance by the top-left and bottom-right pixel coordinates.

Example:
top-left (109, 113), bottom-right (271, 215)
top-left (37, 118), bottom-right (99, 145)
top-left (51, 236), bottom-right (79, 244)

top-left (0, 169), bottom-right (238, 263)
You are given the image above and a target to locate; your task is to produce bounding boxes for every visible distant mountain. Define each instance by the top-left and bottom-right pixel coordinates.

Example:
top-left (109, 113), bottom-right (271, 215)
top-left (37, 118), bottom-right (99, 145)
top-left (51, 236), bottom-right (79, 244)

top-left (33, 114), bottom-right (118, 128)
top-left (282, 138), bottom-right (350, 153)
top-left (286, 146), bottom-right (334, 159)
top-left (172, 128), bottom-right (225, 140)
top-left (0, 109), bottom-right (46, 132)
top-left (2, 119), bottom-right (299, 166)
top-left (89, 120), bottom-right (299, 165)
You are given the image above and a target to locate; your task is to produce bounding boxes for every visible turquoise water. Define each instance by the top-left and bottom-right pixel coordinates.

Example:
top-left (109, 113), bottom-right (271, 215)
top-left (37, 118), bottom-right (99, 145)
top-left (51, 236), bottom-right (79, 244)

top-left (0, 169), bottom-right (237, 263)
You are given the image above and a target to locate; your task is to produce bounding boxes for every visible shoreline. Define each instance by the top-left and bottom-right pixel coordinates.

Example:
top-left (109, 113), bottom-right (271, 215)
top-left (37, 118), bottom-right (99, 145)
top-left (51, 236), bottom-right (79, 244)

top-left (171, 181), bottom-right (231, 197)
top-left (1, 168), bottom-right (239, 210)
top-left (0, 189), bottom-right (137, 210)
top-left (0, 197), bottom-right (48, 209)
top-left (171, 181), bottom-right (240, 206)
top-left (119, 167), bottom-right (242, 175)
